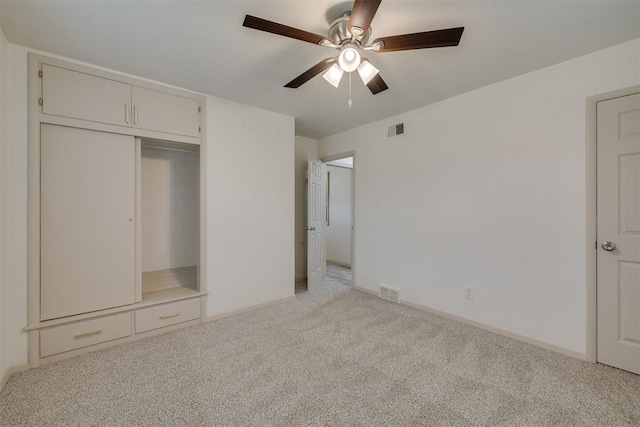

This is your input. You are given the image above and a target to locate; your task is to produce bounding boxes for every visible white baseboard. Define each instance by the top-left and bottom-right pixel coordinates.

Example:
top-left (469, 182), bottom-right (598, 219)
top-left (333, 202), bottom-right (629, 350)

top-left (206, 295), bottom-right (296, 322)
top-left (354, 285), bottom-right (376, 296)
top-left (353, 285), bottom-right (586, 361)
top-left (1, 364), bottom-right (29, 392)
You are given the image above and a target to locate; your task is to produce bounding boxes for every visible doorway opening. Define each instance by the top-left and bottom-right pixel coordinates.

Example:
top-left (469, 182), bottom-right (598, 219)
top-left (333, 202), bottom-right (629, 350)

top-left (325, 156), bottom-right (354, 287)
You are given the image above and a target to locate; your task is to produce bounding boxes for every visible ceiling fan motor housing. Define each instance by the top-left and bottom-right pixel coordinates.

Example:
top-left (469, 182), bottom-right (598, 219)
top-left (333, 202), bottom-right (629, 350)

top-left (328, 12), bottom-right (371, 46)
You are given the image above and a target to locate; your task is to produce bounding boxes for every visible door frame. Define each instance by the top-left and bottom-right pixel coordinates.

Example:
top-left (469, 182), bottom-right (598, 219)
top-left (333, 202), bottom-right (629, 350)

top-left (585, 85), bottom-right (640, 363)
top-left (322, 151), bottom-right (356, 286)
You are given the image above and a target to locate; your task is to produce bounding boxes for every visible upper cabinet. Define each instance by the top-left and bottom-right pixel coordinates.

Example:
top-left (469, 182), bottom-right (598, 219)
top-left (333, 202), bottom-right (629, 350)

top-left (132, 87), bottom-right (200, 138)
top-left (38, 60), bottom-right (202, 143)
top-left (42, 64), bottom-right (132, 127)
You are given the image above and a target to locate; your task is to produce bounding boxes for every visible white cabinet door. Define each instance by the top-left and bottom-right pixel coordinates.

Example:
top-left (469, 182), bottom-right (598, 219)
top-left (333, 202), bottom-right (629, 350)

top-left (132, 86), bottom-right (200, 138)
top-left (40, 124), bottom-right (136, 320)
top-left (42, 64), bottom-right (132, 127)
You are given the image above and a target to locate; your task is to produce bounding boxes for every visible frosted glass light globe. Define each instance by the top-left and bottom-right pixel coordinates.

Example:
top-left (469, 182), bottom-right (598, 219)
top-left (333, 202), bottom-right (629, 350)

top-left (357, 60), bottom-right (379, 84)
top-left (322, 63), bottom-right (344, 88)
top-left (338, 46), bottom-right (361, 73)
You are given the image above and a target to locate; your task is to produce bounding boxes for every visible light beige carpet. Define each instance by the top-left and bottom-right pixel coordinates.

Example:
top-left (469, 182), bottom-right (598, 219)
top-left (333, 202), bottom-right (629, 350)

top-left (1, 281), bottom-right (639, 426)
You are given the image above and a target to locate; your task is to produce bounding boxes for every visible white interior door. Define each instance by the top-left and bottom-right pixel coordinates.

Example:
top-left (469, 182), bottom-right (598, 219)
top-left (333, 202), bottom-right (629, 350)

top-left (40, 124), bottom-right (136, 320)
top-left (307, 155), bottom-right (325, 290)
top-left (597, 93), bottom-right (640, 375)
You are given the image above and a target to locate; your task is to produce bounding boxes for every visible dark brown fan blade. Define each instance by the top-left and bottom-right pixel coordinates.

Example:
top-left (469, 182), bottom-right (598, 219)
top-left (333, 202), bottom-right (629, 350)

top-left (366, 73), bottom-right (388, 95)
top-left (243, 15), bottom-right (326, 45)
top-left (348, 0), bottom-right (382, 35)
top-left (373, 27), bottom-right (464, 52)
top-left (285, 58), bottom-right (336, 88)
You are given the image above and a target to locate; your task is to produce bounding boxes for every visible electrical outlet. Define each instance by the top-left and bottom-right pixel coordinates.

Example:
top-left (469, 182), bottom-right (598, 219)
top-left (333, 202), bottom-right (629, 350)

top-left (464, 286), bottom-right (474, 300)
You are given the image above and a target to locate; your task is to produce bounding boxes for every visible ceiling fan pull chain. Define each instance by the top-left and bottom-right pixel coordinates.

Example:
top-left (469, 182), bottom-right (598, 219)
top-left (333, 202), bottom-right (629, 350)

top-left (348, 73), bottom-right (353, 108)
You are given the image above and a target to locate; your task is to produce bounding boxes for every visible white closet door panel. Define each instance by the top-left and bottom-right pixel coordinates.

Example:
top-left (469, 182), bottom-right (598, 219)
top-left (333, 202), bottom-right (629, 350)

top-left (42, 64), bottom-right (132, 127)
top-left (40, 124), bottom-right (136, 320)
top-left (132, 86), bottom-right (200, 138)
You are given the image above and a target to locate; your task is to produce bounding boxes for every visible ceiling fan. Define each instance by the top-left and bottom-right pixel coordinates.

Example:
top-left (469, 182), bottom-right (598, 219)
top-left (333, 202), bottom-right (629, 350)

top-left (242, 0), bottom-right (464, 96)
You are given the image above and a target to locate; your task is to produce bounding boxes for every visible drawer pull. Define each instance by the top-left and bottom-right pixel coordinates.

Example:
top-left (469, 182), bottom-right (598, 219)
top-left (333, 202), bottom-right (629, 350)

top-left (159, 311), bottom-right (181, 320)
top-left (74, 328), bottom-right (103, 339)
top-left (133, 105), bottom-right (139, 125)
top-left (125, 103), bottom-right (131, 123)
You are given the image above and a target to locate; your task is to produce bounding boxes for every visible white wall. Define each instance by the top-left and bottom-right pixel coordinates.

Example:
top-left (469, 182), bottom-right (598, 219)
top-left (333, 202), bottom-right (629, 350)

top-left (319, 38), bottom-right (640, 356)
top-left (2, 43), bottom-right (295, 369)
top-left (206, 96), bottom-right (294, 316)
top-left (141, 146), bottom-right (198, 272)
top-left (326, 165), bottom-right (352, 266)
top-left (294, 136), bottom-right (318, 281)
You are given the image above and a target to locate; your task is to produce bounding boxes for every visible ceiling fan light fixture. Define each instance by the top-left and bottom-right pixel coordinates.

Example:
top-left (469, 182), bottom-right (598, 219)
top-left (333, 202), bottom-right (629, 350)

top-left (357, 60), bottom-right (379, 84)
top-left (323, 63), bottom-right (344, 88)
top-left (242, 0), bottom-right (465, 98)
top-left (338, 45), bottom-right (361, 72)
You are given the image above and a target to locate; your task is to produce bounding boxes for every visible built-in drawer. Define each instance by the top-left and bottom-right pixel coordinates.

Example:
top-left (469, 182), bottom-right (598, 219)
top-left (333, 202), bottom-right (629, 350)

top-left (135, 298), bottom-right (200, 334)
top-left (40, 312), bottom-right (132, 358)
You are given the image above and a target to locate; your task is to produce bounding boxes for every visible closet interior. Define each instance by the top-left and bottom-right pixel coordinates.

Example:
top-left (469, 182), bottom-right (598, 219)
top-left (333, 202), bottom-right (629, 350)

top-left (140, 139), bottom-right (200, 302)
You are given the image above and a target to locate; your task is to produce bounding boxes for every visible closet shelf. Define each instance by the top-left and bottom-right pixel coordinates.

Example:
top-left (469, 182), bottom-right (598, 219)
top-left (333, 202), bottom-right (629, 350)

top-left (140, 285), bottom-right (201, 306)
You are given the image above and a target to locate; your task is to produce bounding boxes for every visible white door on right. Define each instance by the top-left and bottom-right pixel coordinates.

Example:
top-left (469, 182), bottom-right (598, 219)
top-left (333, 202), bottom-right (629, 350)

top-left (307, 155), bottom-right (325, 290)
top-left (597, 93), bottom-right (640, 375)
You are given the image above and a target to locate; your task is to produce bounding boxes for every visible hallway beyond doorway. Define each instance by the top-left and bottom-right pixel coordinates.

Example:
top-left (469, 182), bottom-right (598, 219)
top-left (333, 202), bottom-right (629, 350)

top-left (326, 263), bottom-right (352, 286)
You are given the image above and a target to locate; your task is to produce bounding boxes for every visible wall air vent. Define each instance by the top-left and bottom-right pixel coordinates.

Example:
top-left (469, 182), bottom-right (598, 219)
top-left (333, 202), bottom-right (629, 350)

top-left (379, 283), bottom-right (400, 303)
top-left (387, 123), bottom-right (404, 137)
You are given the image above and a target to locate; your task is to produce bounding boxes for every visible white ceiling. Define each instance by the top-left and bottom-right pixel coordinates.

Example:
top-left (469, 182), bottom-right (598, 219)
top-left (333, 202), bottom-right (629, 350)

top-left (1, 0), bottom-right (639, 139)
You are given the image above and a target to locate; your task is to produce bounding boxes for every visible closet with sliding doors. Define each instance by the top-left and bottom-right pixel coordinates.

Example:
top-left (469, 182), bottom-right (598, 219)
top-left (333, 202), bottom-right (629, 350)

top-left (26, 54), bottom-right (207, 366)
